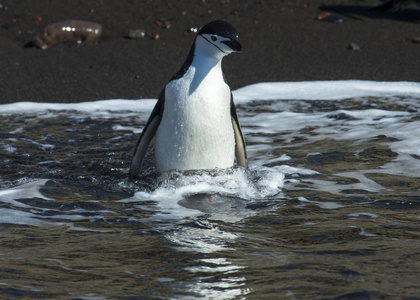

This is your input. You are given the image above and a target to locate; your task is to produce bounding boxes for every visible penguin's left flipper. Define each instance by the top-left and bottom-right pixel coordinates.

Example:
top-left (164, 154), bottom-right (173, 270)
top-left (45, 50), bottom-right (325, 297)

top-left (129, 91), bottom-right (165, 179)
top-left (230, 95), bottom-right (248, 168)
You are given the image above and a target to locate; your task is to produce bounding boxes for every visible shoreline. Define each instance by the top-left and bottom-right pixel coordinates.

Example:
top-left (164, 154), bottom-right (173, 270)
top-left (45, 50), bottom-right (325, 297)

top-left (0, 0), bottom-right (419, 103)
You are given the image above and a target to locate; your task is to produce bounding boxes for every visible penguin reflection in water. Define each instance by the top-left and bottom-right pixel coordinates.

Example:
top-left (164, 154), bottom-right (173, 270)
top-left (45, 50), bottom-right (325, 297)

top-left (129, 20), bottom-right (247, 179)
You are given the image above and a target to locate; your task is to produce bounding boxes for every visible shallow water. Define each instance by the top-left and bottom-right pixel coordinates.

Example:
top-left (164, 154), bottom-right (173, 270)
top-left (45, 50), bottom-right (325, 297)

top-left (1, 81), bottom-right (420, 299)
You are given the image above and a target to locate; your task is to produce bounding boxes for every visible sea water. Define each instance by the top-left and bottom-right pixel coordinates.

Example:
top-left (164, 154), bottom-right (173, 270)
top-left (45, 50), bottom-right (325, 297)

top-left (1, 81), bottom-right (420, 299)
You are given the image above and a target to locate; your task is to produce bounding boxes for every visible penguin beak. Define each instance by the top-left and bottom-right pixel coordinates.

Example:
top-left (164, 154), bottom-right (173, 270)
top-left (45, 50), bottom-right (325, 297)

top-left (222, 38), bottom-right (242, 52)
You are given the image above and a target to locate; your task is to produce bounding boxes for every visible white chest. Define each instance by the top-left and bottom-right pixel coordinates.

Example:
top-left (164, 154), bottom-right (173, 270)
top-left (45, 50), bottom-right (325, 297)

top-left (154, 64), bottom-right (235, 172)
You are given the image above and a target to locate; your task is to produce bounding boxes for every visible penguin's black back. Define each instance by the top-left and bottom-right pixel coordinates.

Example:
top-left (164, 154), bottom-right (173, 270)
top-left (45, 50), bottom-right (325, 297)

top-left (171, 42), bottom-right (196, 81)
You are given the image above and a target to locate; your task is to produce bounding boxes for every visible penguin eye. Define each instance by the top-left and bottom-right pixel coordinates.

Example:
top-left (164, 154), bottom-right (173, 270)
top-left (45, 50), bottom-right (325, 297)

top-left (211, 35), bottom-right (217, 42)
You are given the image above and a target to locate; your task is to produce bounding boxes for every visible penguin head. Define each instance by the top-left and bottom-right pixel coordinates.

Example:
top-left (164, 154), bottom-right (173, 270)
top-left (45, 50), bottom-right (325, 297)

top-left (196, 20), bottom-right (242, 56)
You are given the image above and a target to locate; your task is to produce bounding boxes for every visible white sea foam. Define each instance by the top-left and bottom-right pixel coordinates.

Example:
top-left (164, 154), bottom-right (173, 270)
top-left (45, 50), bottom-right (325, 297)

top-left (0, 179), bottom-right (52, 204)
top-left (233, 80), bottom-right (420, 103)
top-left (0, 99), bottom-right (156, 114)
top-left (348, 212), bottom-right (379, 218)
top-left (1, 80), bottom-right (419, 225)
top-left (1, 81), bottom-right (419, 114)
top-left (120, 167), bottom-right (284, 221)
top-left (297, 196), bottom-right (344, 210)
top-left (0, 208), bottom-right (56, 227)
top-left (0, 142), bottom-right (16, 153)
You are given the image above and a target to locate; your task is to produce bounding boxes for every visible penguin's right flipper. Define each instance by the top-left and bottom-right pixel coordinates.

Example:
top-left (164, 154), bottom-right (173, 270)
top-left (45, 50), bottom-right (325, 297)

top-left (230, 94), bottom-right (248, 168)
top-left (129, 90), bottom-right (165, 179)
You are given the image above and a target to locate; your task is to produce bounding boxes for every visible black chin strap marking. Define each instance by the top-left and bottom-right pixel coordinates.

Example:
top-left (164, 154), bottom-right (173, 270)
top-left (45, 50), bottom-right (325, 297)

top-left (201, 35), bottom-right (226, 54)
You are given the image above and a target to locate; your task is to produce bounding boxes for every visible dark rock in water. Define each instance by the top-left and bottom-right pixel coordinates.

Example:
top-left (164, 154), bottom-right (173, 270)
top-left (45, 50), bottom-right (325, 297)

top-left (372, 0), bottom-right (420, 12)
top-left (316, 12), bottom-right (345, 23)
top-left (33, 20), bottom-right (102, 50)
top-left (327, 112), bottom-right (356, 120)
top-left (349, 42), bottom-right (361, 51)
top-left (411, 37), bottom-right (420, 44)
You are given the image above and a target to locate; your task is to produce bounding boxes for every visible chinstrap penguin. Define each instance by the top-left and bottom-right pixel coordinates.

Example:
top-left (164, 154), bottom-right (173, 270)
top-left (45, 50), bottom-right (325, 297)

top-left (129, 20), bottom-right (247, 179)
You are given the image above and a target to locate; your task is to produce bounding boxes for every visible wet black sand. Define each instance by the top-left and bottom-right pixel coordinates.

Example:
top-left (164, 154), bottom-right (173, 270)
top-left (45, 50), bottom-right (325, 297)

top-left (0, 0), bottom-right (419, 103)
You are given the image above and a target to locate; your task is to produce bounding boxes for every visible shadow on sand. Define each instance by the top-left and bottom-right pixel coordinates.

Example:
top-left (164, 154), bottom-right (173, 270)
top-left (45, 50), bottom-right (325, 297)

top-left (319, 4), bottom-right (420, 23)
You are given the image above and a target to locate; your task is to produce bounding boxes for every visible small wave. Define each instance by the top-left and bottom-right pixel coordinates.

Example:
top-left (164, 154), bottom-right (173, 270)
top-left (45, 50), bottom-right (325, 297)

top-left (120, 167), bottom-right (285, 221)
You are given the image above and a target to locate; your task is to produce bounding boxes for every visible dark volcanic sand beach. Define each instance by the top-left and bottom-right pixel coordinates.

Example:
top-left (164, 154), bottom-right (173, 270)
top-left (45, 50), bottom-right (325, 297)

top-left (0, 0), bottom-right (419, 104)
